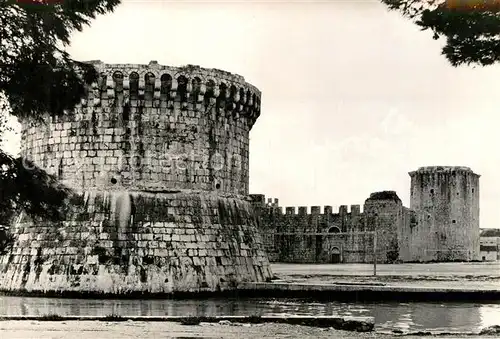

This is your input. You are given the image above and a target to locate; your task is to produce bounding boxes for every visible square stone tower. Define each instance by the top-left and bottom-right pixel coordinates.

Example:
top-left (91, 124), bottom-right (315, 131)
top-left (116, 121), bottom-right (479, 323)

top-left (408, 166), bottom-right (480, 262)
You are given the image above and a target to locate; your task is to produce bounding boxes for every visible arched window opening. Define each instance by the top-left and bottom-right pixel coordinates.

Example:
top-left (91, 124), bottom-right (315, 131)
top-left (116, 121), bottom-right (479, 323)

top-left (192, 77), bottom-right (202, 103)
top-left (252, 93), bottom-right (257, 111)
top-left (129, 72), bottom-right (139, 100)
top-left (228, 85), bottom-right (237, 110)
top-left (113, 71), bottom-right (123, 85)
top-left (239, 88), bottom-right (245, 105)
top-left (229, 85), bottom-right (237, 99)
top-left (112, 72), bottom-right (124, 102)
top-left (160, 74), bottom-right (172, 101)
top-left (177, 75), bottom-right (188, 102)
top-left (217, 83), bottom-right (227, 110)
top-left (328, 226), bottom-right (341, 234)
top-left (145, 73), bottom-right (155, 101)
top-left (98, 73), bottom-right (107, 93)
top-left (204, 80), bottom-right (215, 107)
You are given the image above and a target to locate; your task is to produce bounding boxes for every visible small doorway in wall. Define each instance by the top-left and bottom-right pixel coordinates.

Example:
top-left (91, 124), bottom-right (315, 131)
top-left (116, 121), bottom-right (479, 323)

top-left (330, 247), bottom-right (341, 264)
top-left (482, 256), bottom-right (486, 261)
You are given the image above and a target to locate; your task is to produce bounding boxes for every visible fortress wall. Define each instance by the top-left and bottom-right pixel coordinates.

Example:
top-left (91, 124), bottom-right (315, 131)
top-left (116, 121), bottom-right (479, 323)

top-left (253, 200), bottom-right (381, 263)
top-left (269, 207), bottom-right (316, 263)
top-left (0, 191), bottom-right (271, 294)
top-left (253, 192), bottom-right (404, 264)
top-left (249, 194), bottom-right (280, 261)
top-left (397, 207), bottom-right (416, 262)
top-left (253, 168), bottom-right (481, 265)
top-left (342, 206), bottom-right (369, 263)
top-left (363, 193), bottom-right (402, 263)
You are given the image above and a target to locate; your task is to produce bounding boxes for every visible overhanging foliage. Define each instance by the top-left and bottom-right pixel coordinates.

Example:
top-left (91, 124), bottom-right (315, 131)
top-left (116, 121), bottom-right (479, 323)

top-left (0, 0), bottom-right (121, 249)
top-left (381, 0), bottom-right (500, 66)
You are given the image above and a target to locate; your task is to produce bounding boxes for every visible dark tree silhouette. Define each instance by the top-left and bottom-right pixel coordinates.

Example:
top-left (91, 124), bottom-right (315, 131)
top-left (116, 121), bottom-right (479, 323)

top-left (381, 0), bottom-right (500, 66)
top-left (0, 0), bottom-right (121, 251)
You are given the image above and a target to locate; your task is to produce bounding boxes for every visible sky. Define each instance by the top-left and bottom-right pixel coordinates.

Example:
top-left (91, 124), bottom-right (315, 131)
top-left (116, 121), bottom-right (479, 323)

top-left (4, 0), bottom-right (500, 228)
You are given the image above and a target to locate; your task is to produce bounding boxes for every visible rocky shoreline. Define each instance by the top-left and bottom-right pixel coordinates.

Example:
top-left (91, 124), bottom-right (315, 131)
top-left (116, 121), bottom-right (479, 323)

top-left (0, 320), bottom-right (499, 338)
top-left (0, 315), bottom-right (374, 332)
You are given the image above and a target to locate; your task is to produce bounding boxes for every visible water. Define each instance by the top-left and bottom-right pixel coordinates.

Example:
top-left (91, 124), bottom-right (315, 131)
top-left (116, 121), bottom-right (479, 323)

top-left (0, 296), bottom-right (499, 333)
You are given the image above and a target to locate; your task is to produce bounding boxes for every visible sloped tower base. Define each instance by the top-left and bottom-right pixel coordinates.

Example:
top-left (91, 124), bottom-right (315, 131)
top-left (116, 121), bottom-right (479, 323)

top-left (0, 190), bottom-right (272, 295)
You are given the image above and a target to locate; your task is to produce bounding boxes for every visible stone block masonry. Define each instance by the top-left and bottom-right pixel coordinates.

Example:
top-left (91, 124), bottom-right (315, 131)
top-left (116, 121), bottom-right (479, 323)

top-left (0, 61), bottom-right (272, 295)
top-left (252, 192), bottom-right (402, 264)
top-left (20, 61), bottom-right (261, 194)
top-left (407, 166), bottom-right (480, 262)
top-left (0, 191), bottom-right (270, 294)
top-left (254, 166), bottom-right (481, 264)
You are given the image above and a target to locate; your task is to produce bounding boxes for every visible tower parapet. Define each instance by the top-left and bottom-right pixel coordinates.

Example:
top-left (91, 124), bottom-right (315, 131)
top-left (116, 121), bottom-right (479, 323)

top-left (21, 61), bottom-right (262, 196)
top-left (409, 166), bottom-right (476, 175)
top-left (80, 61), bottom-right (261, 126)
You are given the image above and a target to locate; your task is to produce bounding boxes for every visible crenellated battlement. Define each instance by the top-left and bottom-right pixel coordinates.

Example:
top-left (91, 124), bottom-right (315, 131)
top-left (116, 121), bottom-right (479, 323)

top-left (280, 205), bottom-right (362, 216)
top-left (71, 60), bottom-right (261, 128)
top-left (255, 195), bottom-right (363, 216)
top-left (266, 197), bottom-right (279, 207)
top-left (409, 166), bottom-right (479, 177)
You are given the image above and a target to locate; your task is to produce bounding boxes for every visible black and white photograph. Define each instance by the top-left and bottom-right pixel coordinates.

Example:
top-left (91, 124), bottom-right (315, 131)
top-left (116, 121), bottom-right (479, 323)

top-left (1, 0), bottom-right (500, 337)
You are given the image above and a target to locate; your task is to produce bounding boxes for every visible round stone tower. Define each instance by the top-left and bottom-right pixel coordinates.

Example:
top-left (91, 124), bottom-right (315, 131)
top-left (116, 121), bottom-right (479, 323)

top-left (408, 166), bottom-right (480, 262)
top-left (0, 61), bottom-right (272, 295)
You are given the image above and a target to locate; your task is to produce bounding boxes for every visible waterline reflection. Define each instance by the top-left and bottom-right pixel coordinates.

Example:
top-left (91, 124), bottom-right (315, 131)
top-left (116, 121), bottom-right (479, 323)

top-left (0, 296), bottom-right (499, 333)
